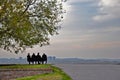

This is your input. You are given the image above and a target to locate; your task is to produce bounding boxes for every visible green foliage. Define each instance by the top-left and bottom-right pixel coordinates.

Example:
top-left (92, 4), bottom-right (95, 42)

top-left (0, 0), bottom-right (65, 53)
top-left (52, 65), bottom-right (72, 80)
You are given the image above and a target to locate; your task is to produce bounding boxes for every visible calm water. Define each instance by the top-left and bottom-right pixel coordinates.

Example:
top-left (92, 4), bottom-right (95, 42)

top-left (55, 64), bottom-right (120, 80)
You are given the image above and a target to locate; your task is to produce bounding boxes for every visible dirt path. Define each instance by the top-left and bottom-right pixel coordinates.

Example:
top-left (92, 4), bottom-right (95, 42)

top-left (55, 64), bottom-right (120, 80)
top-left (0, 68), bottom-right (52, 80)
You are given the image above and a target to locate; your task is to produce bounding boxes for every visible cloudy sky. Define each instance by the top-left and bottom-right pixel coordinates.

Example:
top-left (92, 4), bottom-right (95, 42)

top-left (0, 0), bottom-right (120, 59)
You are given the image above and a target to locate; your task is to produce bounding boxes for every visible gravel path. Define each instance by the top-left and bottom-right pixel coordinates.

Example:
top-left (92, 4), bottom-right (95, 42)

top-left (55, 64), bottom-right (120, 80)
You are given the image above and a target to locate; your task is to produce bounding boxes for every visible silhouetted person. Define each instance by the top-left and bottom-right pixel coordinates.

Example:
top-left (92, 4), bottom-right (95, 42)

top-left (37, 52), bottom-right (42, 64)
top-left (42, 53), bottom-right (47, 64)
top-left (32, 53), bottom-right (36, 64)
top-left (35, 54), bottom-right (38, 64)
top-left (27, 53), bottom-right (31, 64)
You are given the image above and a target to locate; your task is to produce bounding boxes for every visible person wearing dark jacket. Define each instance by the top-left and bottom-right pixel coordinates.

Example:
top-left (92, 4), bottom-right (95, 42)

top-left (37, 52), bottom-right (42, 64)
top-left (32, 53), bottom-right (36, 64)
top-left (42, 53), bottom-right (47, 64)
top-left (27, 53), bottom-right (31, 64)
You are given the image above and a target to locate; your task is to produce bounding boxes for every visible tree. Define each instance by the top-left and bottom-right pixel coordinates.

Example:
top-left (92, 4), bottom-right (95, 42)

top-left (0, 0), bottom-right (66, 53)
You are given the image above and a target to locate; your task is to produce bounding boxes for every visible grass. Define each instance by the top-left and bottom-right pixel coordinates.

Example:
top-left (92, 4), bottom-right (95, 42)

top-left (0, 64), bottom-right (72, 80)
top-left (0, 64), bottom-right (51, 69)
top-left (16, 65), bottom-right (72, 80)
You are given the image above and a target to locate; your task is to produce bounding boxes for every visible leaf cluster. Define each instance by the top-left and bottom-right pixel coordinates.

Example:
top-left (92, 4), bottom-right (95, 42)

top-left (0, 0), bottom-right (65, 53)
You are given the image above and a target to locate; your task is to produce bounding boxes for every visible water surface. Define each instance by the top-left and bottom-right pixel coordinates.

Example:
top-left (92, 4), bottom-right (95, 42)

top-left (55, 64), bottom-right (120, 80)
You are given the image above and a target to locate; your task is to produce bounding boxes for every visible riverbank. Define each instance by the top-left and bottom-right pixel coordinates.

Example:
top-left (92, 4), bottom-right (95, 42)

top-left (0, 64), bottom-right (72, 80)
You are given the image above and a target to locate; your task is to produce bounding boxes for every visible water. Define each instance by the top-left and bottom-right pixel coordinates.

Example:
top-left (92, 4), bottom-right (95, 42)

top-left (55, 64), bottom-right (120, 80)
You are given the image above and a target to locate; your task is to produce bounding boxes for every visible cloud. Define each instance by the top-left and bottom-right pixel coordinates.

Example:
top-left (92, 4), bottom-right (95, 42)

top-left (87, 26), bottom-right (120, 34)
top-left (68, 0), bottom-right (97, 3)
top-left (93, 0), bottom-right (120, 21)
top-left (102, 26), bottom-right (120, 32)
top-left (99, 0), bottom-right (120, 7)
top-left (88, 41), bottom-right (120, 49)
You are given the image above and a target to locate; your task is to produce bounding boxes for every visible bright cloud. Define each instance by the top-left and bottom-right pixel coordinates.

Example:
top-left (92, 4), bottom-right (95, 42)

top-left (93, 0), bottom-right (120, 21)
top-left (100, 0), bottom-right (120, 7)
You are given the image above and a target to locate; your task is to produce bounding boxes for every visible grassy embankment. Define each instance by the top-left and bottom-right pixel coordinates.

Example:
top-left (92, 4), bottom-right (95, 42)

top-left (0, 64), bottom-right (72, 80)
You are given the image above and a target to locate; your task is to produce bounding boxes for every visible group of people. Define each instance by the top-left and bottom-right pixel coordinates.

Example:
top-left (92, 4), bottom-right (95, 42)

top-left (27, 53), bottom-right (47, 64)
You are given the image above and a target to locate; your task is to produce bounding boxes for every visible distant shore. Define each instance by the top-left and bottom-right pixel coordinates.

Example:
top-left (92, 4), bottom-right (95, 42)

top-left (1, 58), bottom-right (120, 64)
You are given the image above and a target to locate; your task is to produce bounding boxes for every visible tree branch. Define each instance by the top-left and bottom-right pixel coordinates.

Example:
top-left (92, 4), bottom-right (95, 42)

top-left (22, 0), bottom-right (37, 15)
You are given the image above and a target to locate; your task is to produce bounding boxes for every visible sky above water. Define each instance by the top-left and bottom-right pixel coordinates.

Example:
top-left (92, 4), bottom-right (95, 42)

top-left (0, 0), bottom-right (120, 59)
